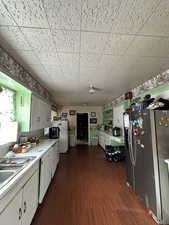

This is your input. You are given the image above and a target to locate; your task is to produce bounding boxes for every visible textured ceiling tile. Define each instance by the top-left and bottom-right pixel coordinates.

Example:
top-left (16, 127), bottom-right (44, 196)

top-left (0, 1), bottom-right (16, 25)
top-left (38, 52), bottom-right (60, 64)
top-left (52, 30), bottom-right (80, 53)
top-left (104, 34), bottom-right (134, 55)
top-left (43, 65), bottom-right (61, 72)
top-left (44, 0), bottom-right (81, 30)
top-left (81, 32), bottom-right (109, 53)
top-left (80, 67), bottom-right (109, 84)
top-left (81, 0), bottom-right (121, 32)
top-left (139, 0), bottom-right (169, 36)
top-left (22, 28), bottom-right (55, 52)
top-left (111, 0), bottom-right (160, 34)
top-left (58, 53), bottom-right (79, 66)
top-left (100, 55), bottom-right (120, 68)
top-left (0, 26), bottom-right (31, 50)
top-left (80, 54), bottom-right (102, 67)
top-left (126, 36), bottom-right (169, 57)
top-left (61, 64), bottom-right (79, 81)
top-left (3, 0), bottom-right (49, 28)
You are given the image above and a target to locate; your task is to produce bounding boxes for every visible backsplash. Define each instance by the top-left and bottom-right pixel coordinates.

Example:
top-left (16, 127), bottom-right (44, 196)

top-left (19, 129), bottom-right (44, 140)
top-left (0, 129), bottom-right (44, 158)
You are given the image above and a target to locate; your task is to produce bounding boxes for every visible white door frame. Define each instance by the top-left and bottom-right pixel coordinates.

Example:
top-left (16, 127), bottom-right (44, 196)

top-left (76, 112), bottom-right (90, 145)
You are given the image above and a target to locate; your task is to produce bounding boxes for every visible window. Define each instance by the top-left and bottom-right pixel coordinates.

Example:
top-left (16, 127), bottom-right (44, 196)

top-left (0, 86), bottom-right (15, 122)
top-left (0, 86), bottom-right (18, 145)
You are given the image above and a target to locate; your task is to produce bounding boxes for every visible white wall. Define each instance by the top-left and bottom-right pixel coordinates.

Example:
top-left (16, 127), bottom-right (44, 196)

top-left (151, 89), bottom-right (169, 99)
top-left (58, 106), bottom-right (103, 145)
top-left (58, 106), bottom-right (103, 125)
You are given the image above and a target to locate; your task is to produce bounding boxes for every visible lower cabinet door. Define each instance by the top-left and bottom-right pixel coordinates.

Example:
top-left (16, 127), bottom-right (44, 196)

top-left (22, 171), bottom-right (39, 225)
top-left (0, 190), bottom-right (22, 225)
top-left (39, 151), bottom-right (52, 203)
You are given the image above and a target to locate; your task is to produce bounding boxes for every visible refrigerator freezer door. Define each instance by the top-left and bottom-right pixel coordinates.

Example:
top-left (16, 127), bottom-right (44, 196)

top-left (140, 110), bottom-right (157, 214)
top-left (154, 110), bottom-right (169, 224)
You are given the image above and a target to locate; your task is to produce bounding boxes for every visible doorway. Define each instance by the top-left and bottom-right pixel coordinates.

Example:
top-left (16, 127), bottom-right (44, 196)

top-left (76, 113), bottom-right (89, 145)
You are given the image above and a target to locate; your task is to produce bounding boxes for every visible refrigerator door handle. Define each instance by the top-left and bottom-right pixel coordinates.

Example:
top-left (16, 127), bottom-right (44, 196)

top-left (128, 122), bottom-right (135, 166)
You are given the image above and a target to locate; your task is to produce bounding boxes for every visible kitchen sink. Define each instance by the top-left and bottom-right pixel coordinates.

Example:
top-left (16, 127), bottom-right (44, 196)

top-left (0, 171), bottom-right (15, 185)
top-left (0, 156), bottom-right (36, 190)
top-left (0, 157), bottom-right (33, 166)
top-left (0, 165), bottom-right (23, 171)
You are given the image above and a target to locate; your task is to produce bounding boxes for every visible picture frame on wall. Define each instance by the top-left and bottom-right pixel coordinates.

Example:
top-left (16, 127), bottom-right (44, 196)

top-left (61, 112), bottom-right (68, 118)
top-left (53, 116), bottom-right (61, 121)
top-left (90, 118), bottom-right (97, 124)
top-left (91, 112), bottom-right (96, 117)
top-left (69, 110), bottom-right (76, 116)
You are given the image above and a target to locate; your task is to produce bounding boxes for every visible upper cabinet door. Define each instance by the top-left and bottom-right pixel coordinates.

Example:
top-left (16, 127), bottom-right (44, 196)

top-left (22, 171), bottom-right (39, 225)
top-left (30, 95), bottom-right (51, 131)
top-left (30, 95), bottom-right (40, 131)
top-left (0, 190), bottom-right (22, 225)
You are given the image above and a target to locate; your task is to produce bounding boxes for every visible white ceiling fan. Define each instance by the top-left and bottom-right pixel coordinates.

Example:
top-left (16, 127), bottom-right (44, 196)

top-left (89, 84), bottom-right (102, 94)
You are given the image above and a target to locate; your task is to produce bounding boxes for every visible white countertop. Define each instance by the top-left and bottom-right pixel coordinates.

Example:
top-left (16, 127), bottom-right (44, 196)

top-left (13, 139), bottom-right (58, 159)
top-left (0, 139), bottom-right (58, 199)
top-left (98, 130), bottom-right (124, 143)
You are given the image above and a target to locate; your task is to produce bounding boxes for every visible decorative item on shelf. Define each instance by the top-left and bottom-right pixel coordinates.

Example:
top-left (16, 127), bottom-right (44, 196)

top-left (53, 116), bottom-right (61, 121)
top-left (91, 112), bottom-right (96, 117)
top-left (69, 110), bottom-right (76, 116)
top-left (61, 112), bottom-right (68, 119)
top-left (125, 91), bottom-right (133, 100)
top-left (90, 118), bottom-right (97, 124)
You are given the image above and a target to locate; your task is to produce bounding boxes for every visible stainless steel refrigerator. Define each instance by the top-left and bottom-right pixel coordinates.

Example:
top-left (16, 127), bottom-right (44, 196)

top-left (126, 108), bottom-right (169, 224)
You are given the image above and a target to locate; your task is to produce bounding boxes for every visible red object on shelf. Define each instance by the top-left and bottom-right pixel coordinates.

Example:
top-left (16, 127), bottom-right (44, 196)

top-left (125, 92), bottom-right (133, 100)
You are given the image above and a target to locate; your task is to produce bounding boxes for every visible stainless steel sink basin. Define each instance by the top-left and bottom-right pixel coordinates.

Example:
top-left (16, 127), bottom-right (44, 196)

top-left (0, 171), bottom-right (15, 186)
top-left (0, 165), bottom-right (23, 171)
top-left (0, 157), bottom-right (33, 166)
top-left (0, 156), bottom-right (36, 190)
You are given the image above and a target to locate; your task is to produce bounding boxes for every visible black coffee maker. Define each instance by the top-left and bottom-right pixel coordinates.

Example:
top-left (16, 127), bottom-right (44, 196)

top-left (49, 127), bottom-right (60, 139)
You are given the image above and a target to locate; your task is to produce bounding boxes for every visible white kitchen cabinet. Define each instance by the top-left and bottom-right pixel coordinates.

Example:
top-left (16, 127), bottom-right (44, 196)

top-left (99, 132), bottom-right (106, 150)
top-left (39, 143), bottom-right (59, 203)
top-left (0, 170), bottom-right (39, 225)
top-left (30, 95), bottom-right (51, 131)
top-left (51, 142), bottom-right (59, 178)
top-left (39, 149), bottom-right (52, 203)
top-left (21, 171), bottom-right (39, 225)
top-left (30, 95), bottom-right (40, 131)
top-left (0, 190), bottom-right (22, 225)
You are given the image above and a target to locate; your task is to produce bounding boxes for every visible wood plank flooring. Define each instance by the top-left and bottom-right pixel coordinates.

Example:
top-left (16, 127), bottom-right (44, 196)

top-left (31, 145), bottom-right (157, 225)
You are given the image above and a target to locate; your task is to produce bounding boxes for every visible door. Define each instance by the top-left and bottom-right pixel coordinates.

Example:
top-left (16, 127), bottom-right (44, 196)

top-left (22, 171), bottom-right (39, 225)
top-left (39, 151), bottom-right (52, 203)
top-left (140, 110), bottom-right (157, 213)
top-left (154, 110), bottom-right (169, 223)
top-left (76, 113), bottom-right (89, 145)
top-left (30, 95), bottom-right (40, 131)
top-left (0, 190), bottom-right (22, 225)
top-left (51, 144), bottom-right (58, 178)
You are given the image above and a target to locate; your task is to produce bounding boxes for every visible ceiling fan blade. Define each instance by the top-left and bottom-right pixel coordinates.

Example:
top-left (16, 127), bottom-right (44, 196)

top-left (93, 87), bottom-right (103, 91)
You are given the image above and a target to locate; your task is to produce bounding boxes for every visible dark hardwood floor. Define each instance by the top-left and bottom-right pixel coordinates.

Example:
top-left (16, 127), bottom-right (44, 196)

top-left (31, 145), bottom-right (156, 225)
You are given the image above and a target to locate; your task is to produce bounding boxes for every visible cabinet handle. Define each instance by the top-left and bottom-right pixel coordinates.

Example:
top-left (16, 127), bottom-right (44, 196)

top-left (19, 208), bottom-right (22, 220)
top-left (23, 201), bottom-right (27, 213)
